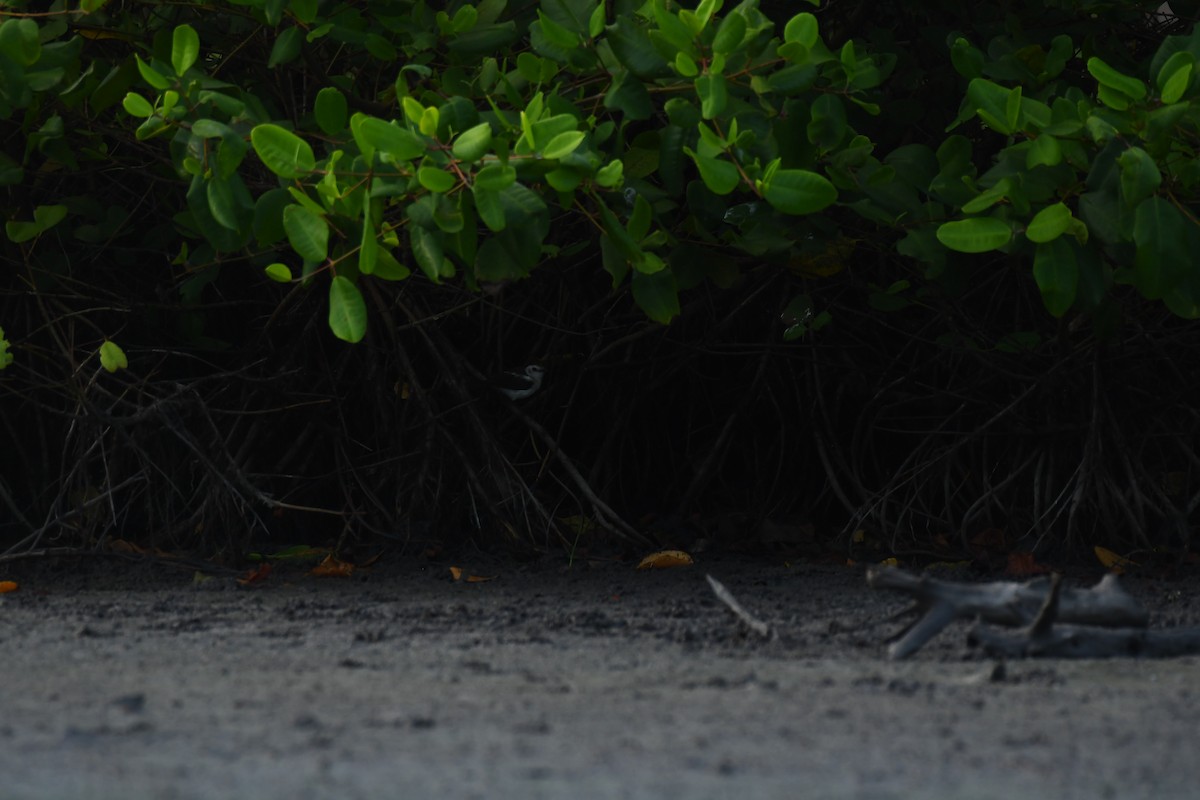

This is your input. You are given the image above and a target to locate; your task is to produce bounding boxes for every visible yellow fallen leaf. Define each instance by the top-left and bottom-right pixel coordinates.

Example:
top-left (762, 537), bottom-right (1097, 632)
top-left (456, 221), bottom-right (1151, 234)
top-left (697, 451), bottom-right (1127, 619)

top-left (1094, 546), bottom-right (1138, 572)
top-left (636, 550), bottom-right (694, 570)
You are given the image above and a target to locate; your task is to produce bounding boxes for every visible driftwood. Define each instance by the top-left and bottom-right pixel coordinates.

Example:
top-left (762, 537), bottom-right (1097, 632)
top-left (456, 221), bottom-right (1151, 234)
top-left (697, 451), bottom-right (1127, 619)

top-left (867, 566), bottom-right (1150, 659)
top-left (967, 573), bottom-right (1200, 659)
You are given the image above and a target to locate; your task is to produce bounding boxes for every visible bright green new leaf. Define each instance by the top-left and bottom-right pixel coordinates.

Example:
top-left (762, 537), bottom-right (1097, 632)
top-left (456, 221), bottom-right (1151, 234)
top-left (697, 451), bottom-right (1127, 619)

top-left (1157, 51), bottom-right (1194, 104)
top-left (936, 217), bottom-right (1013, 253)
top-left (99, 340), bottom-right (128, 373)
top-left (134, 54), bottom-right (173, 90)
top-left (542, 130), bottom-right (585, 160)
top-left (1087, 57), bottom-right (1146, 101)
top-left (452, 122), bottom-right (492, 162)
top-left (632, 268), bottom-right (680, 324)
top-left (960, 179), bottom-right (1011, 214)
top-left (251, 124), bottom-right (315, 179)
top-left (595, 160), bottom-right (624, 188)
top-left (763, 169), bottom-right (837, 215)
top-left (1025, 202), bottom-right (1073, 244)
top-left (418, 166), bottom-right (457, 193)
top-left (314, 87), bottom-right (348, 136)
top-left (171, 24), bottom-right (200, 76)
top-left (783, 13), bottom-right (818, 47)
top-left (264, 263), bottom-right (293, 282)
top-left (1033, 238), bottom-right (1078, 317)
top-left (695, 74), bottom-right (728, 119)
top-left (675, 52), bottom-right (699, 77)
top-left (121, 91), bottom-right (154, 118)
top-left (328, 276), bottom-right (367, 343)
top-left (282, 204), bottom-right (328, 262)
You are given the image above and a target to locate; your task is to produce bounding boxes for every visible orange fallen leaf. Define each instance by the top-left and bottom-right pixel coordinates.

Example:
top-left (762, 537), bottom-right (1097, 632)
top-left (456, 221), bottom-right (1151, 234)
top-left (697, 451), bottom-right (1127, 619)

top-left (0, 581), bottom-right (18, 593)
top-left (1094, 546), bottom-right (1138, 573)
top-left (449, 566), bottom-right (495, 582)
top-left (237, 563), bottom-right (272, 586)
top-left (636, 550), bottom-right (694, 570)
top-left (1006, 551), bottom-right (1050, 576)
top-left (310, 554), bottom-right (355, 577)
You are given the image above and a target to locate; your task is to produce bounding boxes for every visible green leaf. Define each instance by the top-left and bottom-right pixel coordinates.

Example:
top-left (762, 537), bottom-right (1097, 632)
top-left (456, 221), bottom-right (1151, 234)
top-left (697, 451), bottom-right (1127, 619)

top-left (5, 204), bottom-right (67, 243)
top-left (632, 269), bottom-right (680, 324)
top-left (410, 225), bottom-right (444, 281)
top-left (418, 166), bottom-right (457, 193)
top-left (695, 73), bottom-right (728, 119)
top-left (783, 13), bottom-right (818, 47)
top-left (960, 178), bottom-right (1011, 214)
top-left (251, 124), bottom-right (315, 179)
top-left (268, 26), bottom-right (303, 68)
top-left (328, 275), bottom-right (367, 343)
top-left (1133, 196), bottom-right (1189, 298)
top-left (207, 175), bottom-right (241, 231)
top-left (1157, 51), bottom-right (1194, 104)
top-left (452, 122), bottom-right (492, 162)
top-left (371, 246), bottom-right (412, 281)
top-left (0, 18), bottom-right (40, 66)
top-left (282, 204), bottom-right (328, 262)
top-left (171, 24), bottom-right (200, 76)
top-left (1033, 238), bottom-right (1078, 317)
top-left (264, 263), bottom-right (293, 282)
top-left (712, 13), bottom-right (746, 54)
top-left (542, 130), bottom-right (585, 160)
top-left (1026, 134), bottom-right (1062, 168)
top-left (314, 87), bottom-right (348, 136)
top-left (936, 217), bottom-right (1013, 253)
top-left (807, 94), bottom-right (847, 150)
top-left (99, 340), bottom-right (128, 373)
top-left (474, 162), bottom-right (517, 191)
top-left (685, 147), bottom-right (739, 194)
top-left (1117, 146), bottom-right (1161, 206)
top-left (763, 169), bottom-right (837, 215)
top-left (966, 78), bottom-right (1014, 135)
top-left (134, 54), bottom-right (172, 90)
top-left (595, 160), bottom-right (624, 188)
top-left (351, 114), bottom-right (426, 162)
top-left (675, 51), bottom-right (699, 77)
top-left (121, 91), bottom-right (154, 118)
top-left (1087, 57), bottom-right (1146, 101)
top-left (1025, 202), bottom-right (1072, 244)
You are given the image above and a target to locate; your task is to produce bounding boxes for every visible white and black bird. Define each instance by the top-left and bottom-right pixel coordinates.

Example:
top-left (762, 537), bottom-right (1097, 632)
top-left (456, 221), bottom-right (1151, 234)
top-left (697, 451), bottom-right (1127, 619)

top-left (491, 364), bottom-right (545, 400)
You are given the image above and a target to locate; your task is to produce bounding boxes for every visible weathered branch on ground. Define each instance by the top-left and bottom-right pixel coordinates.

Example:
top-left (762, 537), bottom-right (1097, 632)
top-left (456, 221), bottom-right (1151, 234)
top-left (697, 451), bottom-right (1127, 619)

top-left (867, 566), bottom-right (1149, 659)
top-left (967, 573), bottom-right (1200, 658)
top-left (706, 574), bottom-right (774, 640)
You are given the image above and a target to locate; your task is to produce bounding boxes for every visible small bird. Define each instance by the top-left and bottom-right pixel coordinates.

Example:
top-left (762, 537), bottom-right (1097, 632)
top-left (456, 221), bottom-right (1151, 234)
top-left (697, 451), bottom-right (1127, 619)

top-left (491, 364), bottom-right (545, 400)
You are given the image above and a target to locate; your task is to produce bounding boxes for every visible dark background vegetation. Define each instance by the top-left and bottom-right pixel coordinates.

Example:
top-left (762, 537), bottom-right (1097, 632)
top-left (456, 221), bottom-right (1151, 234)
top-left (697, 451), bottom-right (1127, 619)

top-left (1, 0), bottom-right (1198, 566)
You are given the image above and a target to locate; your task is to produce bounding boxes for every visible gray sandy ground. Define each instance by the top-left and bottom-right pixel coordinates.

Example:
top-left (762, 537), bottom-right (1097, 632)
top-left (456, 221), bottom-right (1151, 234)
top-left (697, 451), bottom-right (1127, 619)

top-left (0, 557), bottom-right (1197, 799)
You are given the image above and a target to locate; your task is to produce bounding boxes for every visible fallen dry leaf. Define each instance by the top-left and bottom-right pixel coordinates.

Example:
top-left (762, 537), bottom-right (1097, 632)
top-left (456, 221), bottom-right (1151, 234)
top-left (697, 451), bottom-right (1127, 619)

top-left (449, 566), bottom-right (495, 582)
top-left (0, 581), bottom-right (18, 593)
top-left (636, 550), bottom-right (694, 570)
top-left (310, 554), bottom-right (355, 577)
top-left (1006, 551), bottom-right (1050, 576)
top-left (1094, 546), bottom-right (1138, 573)
top-left (237, 563), bottom-right (272, 586)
